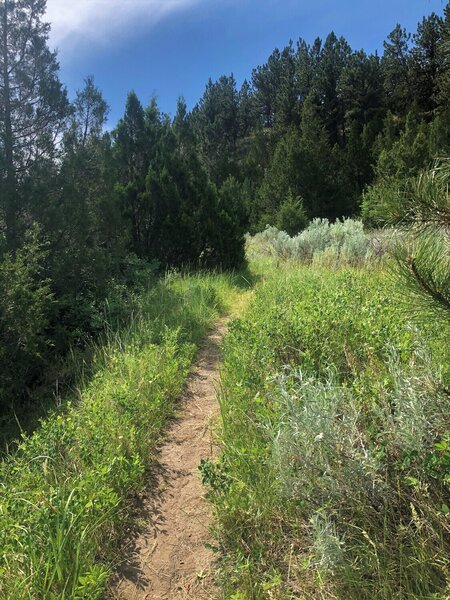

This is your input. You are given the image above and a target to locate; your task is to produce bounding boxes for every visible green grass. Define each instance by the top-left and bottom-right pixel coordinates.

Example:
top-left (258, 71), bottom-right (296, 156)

top-left (0, 269), bottom-right (250, 599)
top-left (203, 261), bottom-right (450, 599)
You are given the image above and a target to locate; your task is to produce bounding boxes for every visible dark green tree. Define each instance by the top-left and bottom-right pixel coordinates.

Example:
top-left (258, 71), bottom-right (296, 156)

top-left (376, 110), bottom-right (430, 179)
top-left (393, 160), bottom-right (450, 321)
top-left (258, 126), bottom-right (303, 225)
top-left (252, 44), bottom-right (298, 129)
top-left (0, 227), bottom-right (52, 410)
top-left (295, 37), bottom-right (321, 107)
top-left (44, 77), bottom-right (121, 346)
top-left (314, 32), bottom-right (352, 146)
top-left (298, 95), bottom-right (347, 218)
top-left (0, 0), bottom-right (69, 252)
top-left (275, 193), bottom-right (308, 235)
top-left (113, 91), bottom-right (153, 257)
top-left (437, 3), bottom-right (450, 113)
top-left (411, 13), bottom-right (444, 117)
top-left (237, 79), bottom-right (257, 138)
top-left (192, 75), bottom-right (239, 184)
top-left (382, 25), bottom-right (413, 116)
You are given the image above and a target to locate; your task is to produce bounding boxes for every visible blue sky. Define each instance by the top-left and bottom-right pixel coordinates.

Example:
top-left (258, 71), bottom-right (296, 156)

top-left (46, 0), bottom-right (446, 127)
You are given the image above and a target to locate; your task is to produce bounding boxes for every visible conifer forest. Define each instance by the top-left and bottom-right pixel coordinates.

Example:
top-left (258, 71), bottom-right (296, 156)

top-left (0, 1), bottom-right (449, 598)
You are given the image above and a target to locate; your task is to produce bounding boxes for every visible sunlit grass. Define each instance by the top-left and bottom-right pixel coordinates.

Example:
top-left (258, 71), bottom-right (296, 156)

top-left (0, 268), bottom-right (251, 599)
top-left (204, 261), bottom-right (450, 599)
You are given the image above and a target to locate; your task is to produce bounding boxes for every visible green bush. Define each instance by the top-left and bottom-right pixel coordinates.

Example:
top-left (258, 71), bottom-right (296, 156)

top-left (250, 219), bottom-right (372, 266)
top-left (0, 229), bottom-right (53, 412)
top-left (274, 193), bottom-right (308, 236)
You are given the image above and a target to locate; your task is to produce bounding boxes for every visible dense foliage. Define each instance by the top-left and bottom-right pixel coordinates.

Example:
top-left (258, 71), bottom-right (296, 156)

top-left (0, 1), bottom-right (246, 417)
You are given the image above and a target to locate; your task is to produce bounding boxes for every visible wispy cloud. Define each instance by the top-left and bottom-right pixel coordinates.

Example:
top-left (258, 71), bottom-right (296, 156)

top-left (45, 0), bottom-right (203, 50)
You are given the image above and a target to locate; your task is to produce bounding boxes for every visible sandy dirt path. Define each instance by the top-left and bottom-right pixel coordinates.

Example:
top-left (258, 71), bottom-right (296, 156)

top-left (110, 319), bottom-right (227, 600)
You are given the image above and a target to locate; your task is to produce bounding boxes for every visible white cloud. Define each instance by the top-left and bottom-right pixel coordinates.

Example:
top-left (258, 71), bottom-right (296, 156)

top-left (45, 0), bottom-right (202, 50)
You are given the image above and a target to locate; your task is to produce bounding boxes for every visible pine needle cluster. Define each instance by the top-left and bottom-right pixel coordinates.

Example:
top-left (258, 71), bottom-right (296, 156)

top-left (392, 159), bottom-right (450, 321)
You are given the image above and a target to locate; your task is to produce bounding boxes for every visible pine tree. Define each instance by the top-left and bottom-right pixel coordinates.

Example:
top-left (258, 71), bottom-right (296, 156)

top-left (41, 78), bottom-right (120, 346)
top-left (0, 0), bottom-right (69, 252)
top-left (411, 13), bottom-right (444, 117)
top-left (192, 75), bottom-right (239, 184)
top-left (273, 42), bottom-right (299, 130)
top-left (314, 32), bottom-right (352, 146)
top-left (393, 160), bottom-right (450, 321)
top-left (237, 80), bottom-right (257, 138)
top-left (376, 110), bottom-right (430, 179)
top-left (437, 2), bottom-right (450, 113)
top-left (298, 95), bottom-right (345, 218)
top-left (71, 75), bottom-right (109, 148)
top-left (382, 24), bottom-right (413, 116)
top-left (295, 37), bottom-right (320, 107)
top-left (113, 91), bottom-right (152, 256)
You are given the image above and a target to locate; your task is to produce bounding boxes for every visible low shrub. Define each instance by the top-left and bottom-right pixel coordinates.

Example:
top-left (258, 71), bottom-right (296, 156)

top-left (249, 219), bottom-right (373, 266)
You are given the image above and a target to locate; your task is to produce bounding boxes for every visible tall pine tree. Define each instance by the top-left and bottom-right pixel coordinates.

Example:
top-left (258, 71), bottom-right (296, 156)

top-left (0, 0), bottom-right (68, 252)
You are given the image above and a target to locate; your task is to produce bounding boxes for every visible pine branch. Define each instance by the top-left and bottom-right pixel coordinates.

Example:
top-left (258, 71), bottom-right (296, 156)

top-left (408, 256), bottom-right (450, 313)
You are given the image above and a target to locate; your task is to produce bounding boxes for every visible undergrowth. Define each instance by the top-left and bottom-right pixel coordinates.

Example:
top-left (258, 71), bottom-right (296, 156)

top-left (248, 220), bottom-right (399, 266)
top-left (202, 264), bottom-right (450, 599)
top-left (0, 269), bottom-right (249, 599)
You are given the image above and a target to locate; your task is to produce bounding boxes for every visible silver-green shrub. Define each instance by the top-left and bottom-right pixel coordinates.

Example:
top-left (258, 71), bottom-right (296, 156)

top-left (265, 346), bottom-right (449, 591)
top-left (249, 218), bottom-right (374, 265)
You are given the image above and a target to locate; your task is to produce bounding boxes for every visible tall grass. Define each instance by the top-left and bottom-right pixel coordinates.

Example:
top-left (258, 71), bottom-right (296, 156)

top-left (0, 269), bottom-right (248, 599)
top-left (203, 266), bottom-right (450, 599)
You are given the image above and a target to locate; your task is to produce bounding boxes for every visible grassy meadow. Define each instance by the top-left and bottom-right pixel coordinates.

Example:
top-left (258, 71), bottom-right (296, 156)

top-left (203, 251), bottom-right (450, 599)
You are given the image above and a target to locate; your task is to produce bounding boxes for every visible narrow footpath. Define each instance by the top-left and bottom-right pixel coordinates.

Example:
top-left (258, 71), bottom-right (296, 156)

top-left (110, 319), bottom-right (228, 600)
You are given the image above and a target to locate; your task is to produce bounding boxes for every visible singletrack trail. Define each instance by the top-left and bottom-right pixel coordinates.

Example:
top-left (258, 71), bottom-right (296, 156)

top-left (110, 319), bottom-right (228, 600)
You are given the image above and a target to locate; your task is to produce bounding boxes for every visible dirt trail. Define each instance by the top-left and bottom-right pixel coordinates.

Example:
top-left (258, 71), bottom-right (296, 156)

top-left (110, 320), bottom-right (227, 600)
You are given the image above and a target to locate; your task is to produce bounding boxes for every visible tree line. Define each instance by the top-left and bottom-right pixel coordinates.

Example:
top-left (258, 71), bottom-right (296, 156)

top-left (1, 0), bottom-right (449, 414)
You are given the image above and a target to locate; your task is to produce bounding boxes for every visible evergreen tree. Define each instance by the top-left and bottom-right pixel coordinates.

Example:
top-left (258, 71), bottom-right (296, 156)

top-left (258, 95), bottom-right (346, 224)
top-left (71, 75), bottom-right (109, 147)
top-left (215, 176), bottom-right (247, 268)
top-left (437, 2), bottom-right (450, 113)
top-left (192, 75), bottom-right (239, 184)
top-left (339, 51), bottom-right (385, 196)
top-left (0, 0), bottom-right (69, 252)
top-left (113, 92), bottom-right (153, 257)
top-left (38, 78), bottom-right (121, 347)
top-left (273, 42), bottom-right (299, 130)
top-left (314, 32), bottom-right (352, 146)
top-left (411, 13), bottom-right (444, 117)
top-left (382, 25), bottom-right (413, 116)
top-left (393, 160), bottom-right (450, 321)
top-left (298, 95), bottom-right (347, 218)
top-left (252, 44), bottom-right (298, 129)
top-left (376, 110), bottom-right (430, 179)
top-left (258, 126), bottom-right (303, 224)
top-left (295, 37), bottom-right (320, 107)
top-left (275, 192), bottom-right (308, 235)
top-left (237, 79), bottom-right (257, 138)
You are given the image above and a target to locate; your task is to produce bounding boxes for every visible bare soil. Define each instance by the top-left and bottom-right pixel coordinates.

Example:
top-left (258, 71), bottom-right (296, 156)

top-left (109, 320), bottom-right (227, 600)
